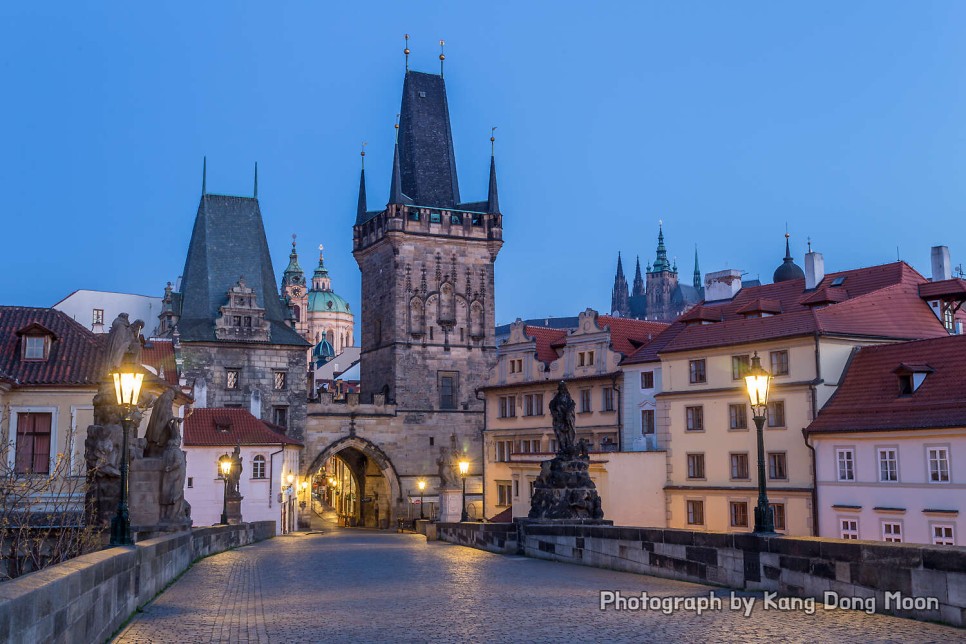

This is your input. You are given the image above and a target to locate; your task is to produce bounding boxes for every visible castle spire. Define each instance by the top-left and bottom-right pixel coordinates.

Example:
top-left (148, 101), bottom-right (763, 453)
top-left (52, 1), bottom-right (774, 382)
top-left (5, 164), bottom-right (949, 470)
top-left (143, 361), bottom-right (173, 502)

top-left (693, 245), bottom-right (701, 289)
top-left (253, 162), bottom-right (258, 198)
top-left (611, 252), bottom-right (630, 317)
top-left (652, 221), bottom-right (671, 272)
top-left (357, 145), bottom-right (368, 223)
top-left (202, 156), bottom-right (207, 195)
top-left (487, 128), bottom-right (500, 213)
top-left (632, 256), bottom-right (645, 297)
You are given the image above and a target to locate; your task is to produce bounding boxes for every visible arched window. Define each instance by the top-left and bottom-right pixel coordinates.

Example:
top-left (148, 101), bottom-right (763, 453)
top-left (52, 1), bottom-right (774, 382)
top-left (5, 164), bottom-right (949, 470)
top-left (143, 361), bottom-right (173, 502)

top-left (292, 305), bottom-right (301, 322)
top-left (252, 455), bottom-right (266, 479)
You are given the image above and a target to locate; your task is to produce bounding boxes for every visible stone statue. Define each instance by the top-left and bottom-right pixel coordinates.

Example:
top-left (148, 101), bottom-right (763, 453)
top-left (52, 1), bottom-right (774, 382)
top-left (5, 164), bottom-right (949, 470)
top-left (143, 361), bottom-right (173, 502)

top-left (159, 429), bottom-right (187, 524)
top-left (549, 381), bottom-right (577, 456)
top-left (436, 446), bottom-right (455, 488)
top-left (144, 389), bottom-right (177, 457)
top-left (228, 445), bottom-right (243, 497)
top-left (84, 424), bottom-right (121, 527)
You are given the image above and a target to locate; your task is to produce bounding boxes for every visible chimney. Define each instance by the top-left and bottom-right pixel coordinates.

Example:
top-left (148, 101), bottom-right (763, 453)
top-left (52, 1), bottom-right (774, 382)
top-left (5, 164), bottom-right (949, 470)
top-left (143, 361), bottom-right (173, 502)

top-left (931, 246), bottom-right (952, 281)
top-left (805, 251), bottom-right (825, 290)
top-left (704, 269), bottom-right (742, 301)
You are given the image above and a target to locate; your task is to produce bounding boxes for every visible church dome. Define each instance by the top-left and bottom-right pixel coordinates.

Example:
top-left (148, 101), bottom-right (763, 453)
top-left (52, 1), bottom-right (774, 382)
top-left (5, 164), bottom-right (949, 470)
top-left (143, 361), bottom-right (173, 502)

top-left (773, 235), bottom-right (805, 283)
top-left (312, 338), bottom-right (335, 361)
top-left (307, 290), bottom-right (351, 314)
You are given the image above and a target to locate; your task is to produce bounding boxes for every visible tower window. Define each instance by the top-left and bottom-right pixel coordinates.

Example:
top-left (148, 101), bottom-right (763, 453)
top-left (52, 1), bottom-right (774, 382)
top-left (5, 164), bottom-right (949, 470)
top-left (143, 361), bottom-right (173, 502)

top-left (273, 406), bottom-right (288, 428)
top-left (439, 371), bottom-right (459, 410)
top-left (226, 369), bottom-right (239, 390)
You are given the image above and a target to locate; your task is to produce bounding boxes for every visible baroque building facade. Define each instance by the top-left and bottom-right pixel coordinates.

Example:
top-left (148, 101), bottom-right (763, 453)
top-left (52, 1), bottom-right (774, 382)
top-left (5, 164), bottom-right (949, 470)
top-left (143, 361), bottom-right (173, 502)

top-left (611, 224), bottom-right (703, 322)
top-left (302, 65), bottom-right (503, 526)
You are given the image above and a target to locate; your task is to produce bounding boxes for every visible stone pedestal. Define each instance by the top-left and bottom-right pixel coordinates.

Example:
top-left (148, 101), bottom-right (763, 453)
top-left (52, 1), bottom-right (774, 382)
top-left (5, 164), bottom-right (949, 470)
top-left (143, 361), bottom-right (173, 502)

top-left (227, 497), bottom-right (243, 525)
top-left (129, 457), bottom-right (163, 529)
top-left (438, 488), bottom-right (464, 523)
top-left (528, 453), bottom-right (604, 520)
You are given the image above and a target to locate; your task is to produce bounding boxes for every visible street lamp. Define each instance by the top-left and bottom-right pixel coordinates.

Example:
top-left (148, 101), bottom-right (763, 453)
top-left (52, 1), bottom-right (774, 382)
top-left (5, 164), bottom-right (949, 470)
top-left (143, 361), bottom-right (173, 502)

top-left (744, 351), bottom-right (775, 534)
top-left (417, 479), bottom-right (426, 520)
top-left (218, 454), bottom-right (232, 525)
top-left (109, 355), bottom-right (145, 546)
top-left (458, 459), bottom-right (470, 522)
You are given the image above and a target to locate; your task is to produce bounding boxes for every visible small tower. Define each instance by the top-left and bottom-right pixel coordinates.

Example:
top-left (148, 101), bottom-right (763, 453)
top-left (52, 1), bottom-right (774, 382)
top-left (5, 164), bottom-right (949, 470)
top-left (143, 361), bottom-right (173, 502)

top-left (693, 246), bottom-right (701, 290)
top-left (611, 253), bottom-right (630, 317)
top-left (632, 256), bottom-right (645, 298)
top-left (306, 245), bottom-right (354, 355)
top-left (281, 235), bottom-right (308, 336)
top-left (645, 223), bottom-right (680, 321)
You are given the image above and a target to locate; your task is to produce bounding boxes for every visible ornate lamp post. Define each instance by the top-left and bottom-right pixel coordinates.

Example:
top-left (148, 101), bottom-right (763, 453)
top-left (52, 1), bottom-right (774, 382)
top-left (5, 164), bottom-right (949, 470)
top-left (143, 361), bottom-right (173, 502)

top-left (417, 480), bottom-right (426, 520)
top-left (744, 351), bottom-right (775, 534)
top-left (218, 454), bottom-right (232, 525)
top-left (109, 355), bottom-right (145, 547)
top-left (458, 460), bottom-right (469, 522)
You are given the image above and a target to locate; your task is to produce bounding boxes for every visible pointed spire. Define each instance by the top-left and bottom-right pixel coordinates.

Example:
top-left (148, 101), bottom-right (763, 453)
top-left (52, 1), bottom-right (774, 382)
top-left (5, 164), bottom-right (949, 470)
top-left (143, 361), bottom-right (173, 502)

top-left (404, 34), bottom-right (410, 72)
top-left (693, 245), bottom-right (701, 289)
top-left (632, 256), bottom-right (645, 297)
top-left (611, 252), bottom-right (630, 317)
top-left (652, 220), bottom-right (671, 272)
top-left (784, 233), bottom-right (792, 260)
top-left (357, 146), bottom-right (368, 222)
top-left (389, 141), bottom-right (405, 204)
top-left (439, 39), bottom-right (445, 77)
top-left (202, 156), bottom-right (207, 195)
top-left (253, 162), bottom-right (258, 198)
top-left (487, 128), bottom-right (499, 213)
top-left (616, 252), bottom-right (625, 277)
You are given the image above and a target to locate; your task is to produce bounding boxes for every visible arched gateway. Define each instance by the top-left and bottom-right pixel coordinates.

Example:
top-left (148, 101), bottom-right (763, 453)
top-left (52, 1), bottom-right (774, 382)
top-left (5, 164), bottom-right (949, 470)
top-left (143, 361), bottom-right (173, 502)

top-left (306, 436), bottom-right (402, 528)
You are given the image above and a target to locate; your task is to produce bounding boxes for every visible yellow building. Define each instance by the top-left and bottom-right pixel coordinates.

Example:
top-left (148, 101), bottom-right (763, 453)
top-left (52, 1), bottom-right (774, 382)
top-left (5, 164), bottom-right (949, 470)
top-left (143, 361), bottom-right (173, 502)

top-left (659, 254), bottom-right (957, 536)
top-left (482, 309), bottom-right (668, 524)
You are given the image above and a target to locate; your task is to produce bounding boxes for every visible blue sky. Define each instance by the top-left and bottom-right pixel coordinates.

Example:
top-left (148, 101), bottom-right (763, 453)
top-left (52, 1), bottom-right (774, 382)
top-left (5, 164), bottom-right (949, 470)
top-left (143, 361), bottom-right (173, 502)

top-left (2, 2), bottom-right (964, 325)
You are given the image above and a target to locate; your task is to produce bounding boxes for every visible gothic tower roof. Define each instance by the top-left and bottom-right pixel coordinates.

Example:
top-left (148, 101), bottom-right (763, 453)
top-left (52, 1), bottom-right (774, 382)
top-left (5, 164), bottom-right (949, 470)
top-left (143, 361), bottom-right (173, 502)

top-left (487, 153), bottom-right (500, 214)
top-left (632, 256), bottom-right (645, 297)
top-left (357, 165), bottom-right (368, 223)
top-left (773, 234), bottom-right (805, 283)
top-left (282, 237), bottom-right (304, 283)
top-left (693, 245), bottom-right (701, 289)
top-left (175, 192), bottom-right (308, 346)
top-left (397, 71), bottom-right (460, 207)
top-left (650, 223), bottom-right (673, 273)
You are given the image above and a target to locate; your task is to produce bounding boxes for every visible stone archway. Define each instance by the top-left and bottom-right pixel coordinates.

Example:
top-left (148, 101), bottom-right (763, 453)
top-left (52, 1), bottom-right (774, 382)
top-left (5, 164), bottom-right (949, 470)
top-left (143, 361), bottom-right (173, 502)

top-left (306, 436), bottom-right (403, 525)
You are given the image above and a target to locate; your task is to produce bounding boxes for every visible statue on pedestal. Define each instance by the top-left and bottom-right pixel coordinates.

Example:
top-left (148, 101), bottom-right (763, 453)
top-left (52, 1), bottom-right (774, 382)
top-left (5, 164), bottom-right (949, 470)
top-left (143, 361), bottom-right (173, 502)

top-left (160, 427), bottom-right (188, 525)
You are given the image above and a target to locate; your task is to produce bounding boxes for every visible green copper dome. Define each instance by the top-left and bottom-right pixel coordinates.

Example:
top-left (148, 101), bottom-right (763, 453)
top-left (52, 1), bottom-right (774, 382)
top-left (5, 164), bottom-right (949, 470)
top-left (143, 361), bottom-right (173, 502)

top-left (307, 290), bottom-right (351, 314)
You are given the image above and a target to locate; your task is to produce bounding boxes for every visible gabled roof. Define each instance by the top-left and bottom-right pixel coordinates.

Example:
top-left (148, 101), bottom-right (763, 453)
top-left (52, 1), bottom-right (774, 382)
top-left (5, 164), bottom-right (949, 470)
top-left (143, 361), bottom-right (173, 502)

top-left (736, 298), bottom-right (783, 316)
top-left (805, 334), bottom-right (966, 434)
top-left (0, 307), bottom-right (103, 386)
top-left (919, 277), bottom-right (966, 299)
top-left (661, 262), bottom-right (954, 354)
top-left (621, 322), bottom-right (687, 365)
top-left (524, 326), bottom-right (568, 364)
top-left (398, 71), bottom-right (460, 208)
top-left (183, 408), bottom-right (302, 447)
top-left (596, 316), bottom-right (669, 356)
top-left (174, 194), bottom-right (308, 346)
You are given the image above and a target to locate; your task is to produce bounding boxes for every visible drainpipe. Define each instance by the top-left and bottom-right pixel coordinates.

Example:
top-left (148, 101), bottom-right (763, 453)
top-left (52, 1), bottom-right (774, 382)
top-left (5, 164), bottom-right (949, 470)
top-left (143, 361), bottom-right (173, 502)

top-left (268, 447), bottom-right (284, 508)
top-left (802, 428), bottom-right (818, 537)
top-left (476, 388), bottom-right (487, 520)
top-left (612, 373), bottom-right (622, 452)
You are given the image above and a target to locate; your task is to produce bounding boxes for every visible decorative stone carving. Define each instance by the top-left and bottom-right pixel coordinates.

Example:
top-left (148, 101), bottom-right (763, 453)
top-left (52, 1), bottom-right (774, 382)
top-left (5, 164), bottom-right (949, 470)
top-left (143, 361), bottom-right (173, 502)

top-left (214, 278), bottom-right (271, 342)
top-left (528, 381), bottom-right (604, 521)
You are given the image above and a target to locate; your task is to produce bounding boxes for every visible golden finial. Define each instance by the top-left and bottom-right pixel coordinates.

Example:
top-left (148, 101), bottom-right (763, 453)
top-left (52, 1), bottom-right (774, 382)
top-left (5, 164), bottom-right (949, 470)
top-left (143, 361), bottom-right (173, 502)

top-left (439, 39), bottom-right (445, 77)
top-left (490, 126), bottom-right (497, 155)
top-left (404, 34), bottom-right (410, 71)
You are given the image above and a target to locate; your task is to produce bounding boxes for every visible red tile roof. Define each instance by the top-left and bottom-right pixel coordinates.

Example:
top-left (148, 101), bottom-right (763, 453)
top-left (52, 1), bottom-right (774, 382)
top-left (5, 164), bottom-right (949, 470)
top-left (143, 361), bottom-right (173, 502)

top-left (621, 322), bottom-right (688, 365)
top-left (661, 262), bottom-right (955, 354)
top-left (596, 316), bottom-right (670, 356)
top-left (736, 298), bottom-right (783, 316)
top-left (805, 334), bottom-right (966, 434)
top-left (142, 339), bottom-right (178, 386)
top-left (0, 307), bottom-right (104, 386)
top-left (524, 326), bottom-right (568, 363)
top-left (919, 278), bottom-right (966, 299)
top-left (183, 408), bottom-right (302, 447)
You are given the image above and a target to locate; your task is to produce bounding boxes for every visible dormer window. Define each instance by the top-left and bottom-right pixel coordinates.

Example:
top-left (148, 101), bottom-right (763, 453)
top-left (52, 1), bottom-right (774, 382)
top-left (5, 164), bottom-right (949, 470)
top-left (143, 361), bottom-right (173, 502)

top-left (831, 277), bottom-right (846, 287)
top-left (898, 374), bottom-right (914, 396)
top-left (23, 336), bottom-right (47, 360)
top-left (894, 363), bottom-right (933, 396)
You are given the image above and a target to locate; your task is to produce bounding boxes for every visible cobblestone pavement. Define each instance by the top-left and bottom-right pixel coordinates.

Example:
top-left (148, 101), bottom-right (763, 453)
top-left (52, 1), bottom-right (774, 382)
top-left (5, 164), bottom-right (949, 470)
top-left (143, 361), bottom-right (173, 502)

top-left (116, 524), bottom-right (962, 643)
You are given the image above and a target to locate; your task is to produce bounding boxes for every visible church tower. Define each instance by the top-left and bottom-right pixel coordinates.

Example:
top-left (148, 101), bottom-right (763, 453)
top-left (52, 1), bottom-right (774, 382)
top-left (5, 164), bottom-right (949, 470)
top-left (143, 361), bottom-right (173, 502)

top-left (280, 236), bottom-right (308, 338)
top-left (353, 69), bottom-right (503, 410)
top-left (645, 223), bottom-right (680, 320)
top-left (610, 253), bottom-right (629, 317)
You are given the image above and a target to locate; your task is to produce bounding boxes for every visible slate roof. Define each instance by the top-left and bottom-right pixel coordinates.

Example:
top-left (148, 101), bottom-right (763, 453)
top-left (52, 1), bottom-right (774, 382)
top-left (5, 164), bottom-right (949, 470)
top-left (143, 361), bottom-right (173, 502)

top-left (174, 194), bottom-right (308, 346)
top-left (0, 307), bottom-right (104, 386)
top-left (805, 334), bottom-right (966, 434)
top-left (183, 408), bottom-right (302, 447)
top-left (660, 262), bottom-right (956, 354)
top-left (398, 71), bottom-right (460, 208)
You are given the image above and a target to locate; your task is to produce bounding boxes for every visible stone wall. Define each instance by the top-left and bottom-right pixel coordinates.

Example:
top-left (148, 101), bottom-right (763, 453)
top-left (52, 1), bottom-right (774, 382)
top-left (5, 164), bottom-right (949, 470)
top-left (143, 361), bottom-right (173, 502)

top-left (437, 522), bottom-right (966, 628)
top-left (0, 521), bottom-right (275, 644)
top-left (437, 522), bottom-right (517, 555)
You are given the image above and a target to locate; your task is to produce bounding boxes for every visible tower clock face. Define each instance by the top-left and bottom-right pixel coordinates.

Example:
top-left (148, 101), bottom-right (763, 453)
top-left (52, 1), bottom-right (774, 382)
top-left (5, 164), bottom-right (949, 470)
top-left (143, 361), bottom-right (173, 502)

top-left (292, 287), bottom-right (302, 297)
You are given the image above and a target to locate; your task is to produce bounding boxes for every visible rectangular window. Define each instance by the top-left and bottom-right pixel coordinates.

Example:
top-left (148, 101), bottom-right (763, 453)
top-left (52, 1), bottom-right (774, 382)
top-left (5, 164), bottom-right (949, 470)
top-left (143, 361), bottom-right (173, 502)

top-left (509, 358), bottom-right (523, 374)
top-left (523, 393), bottom-right (544, 417)
top-left (685, 406), bottom-right (704, 431)
top-left (430, 211), bottom-right (441, 224)
top-left (273, 371), bottom-right (287, 391)
top-left (836, 449), bottom-right (855, 481)
top-left (498, 396), bottom-right (516, 419)
top-left (932, 524), bottom-right (955, 546)
top-left (730, 501), bottom-right (749, 528)
top-left (602, 387), bottom-right (615, 412)
top-left (497, 482), bottom-right (512, 507)
top-left (187, 477), bottom-right (194, 488)
top-left (273, 406), bottom-right (288, 428)
top-left (686, 500), bottom-right (704, 526)
top-left (577, 351), bottom-right (595, 367)
top-left (252, 456), bottom-right (266, 479)
top-left (687, 453), bottom-right (705, 479)
top-left (233, 315), bottom-right (242, 327)
top-left (769, 350), bottom-right (789, 376)
top-left (243, 316), bottom-right (252, 327)
top-left (641, 409), bottom-right (655, 435)
top-left (226, 369), bottom-right (239, 390)
top-left (766, 401), bottom-right (785, 428)
top-left (878, 448), bottom-right (898, 482)
top-left (728, 403), bottom-right (747, 430)
top-left (513, 479), bottom-right (519, 497)
top-left (689, 359), bottom-right (707, 384)
top-left (768, 452), bottom-right (787, 480)
top-left (579, 389), bottom-right (592, 413)
top-left (928, 447), bottom-right (950, 483)
top-left (495, 440), bottom-right (513, 462)
top-left (23, 336), bottom-right (46, 360)
top-left (730, 453), bottom-right (750, 480)
top-left (840, 518), bottom-right (859, 540)
top-left (882, 521), bottom-right (902, 543)
top-left (771, 503), bottom-right (786, 531)
top-left (641, 371), bottom-right (654, 389)
top-left (15, 412), bottom-right (52, 474)
top-left (439, 372), bottom-right (458, 410)
top-left (529, 480), bottom-right (535, 499)
top-left (92, 308), bottom-right (105, 326)
top-left (731, 354), bottom-right (750, 380)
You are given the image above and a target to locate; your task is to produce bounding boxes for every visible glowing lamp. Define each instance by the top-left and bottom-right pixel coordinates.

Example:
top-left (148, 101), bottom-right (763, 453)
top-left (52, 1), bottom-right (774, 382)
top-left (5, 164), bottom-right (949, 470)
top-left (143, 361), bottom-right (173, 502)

top-left (744, 351), bottom-right (772, 417)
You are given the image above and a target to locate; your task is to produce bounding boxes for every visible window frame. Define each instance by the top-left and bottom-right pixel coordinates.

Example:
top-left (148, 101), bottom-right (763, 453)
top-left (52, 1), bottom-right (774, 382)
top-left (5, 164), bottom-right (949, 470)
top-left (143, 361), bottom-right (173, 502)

top-left (602, 387), bottom-right (615, 412)
top-left (766, 400), bottom-right (786, 428)
top-left (272, 406), bottom-right (288, 428)
top-left (22, 335), bottom-right (48, 361)
top-left (877, 446), bottom-right (899, 483)
top-left (767, 451), bottom-right (788, 481)
top-left (641, 371), bottom-right (655, 389)
top-left (686, 453), bottom-right (706, 480)
top-left (14, 411), bottom-right (54, 475)
top-left (273, 371), bottom-right (288, 391)
top-left (226, 368), bottom-right (239, 390)
top-left (496, 481), bottom-right (512, 507)
top-left (686, 499), bottom-right (705, 526)
top-left (438, 371), bottom-right (459, 410)
top-left (729, 501), bottom-right (749, 528)
top-left (728, 403), bottom-right (748, 430)
top-left (688, 359), bottom-right (707, 384)
top-left (730, 452), bottom-right (750, 480)
top-left (685, 405), bottom-right (704, 432)
top-left (769, 349), bottom-right (789, 376)
top-left (731, 354), bottom-right (750, 381)
top-left (931, 523), bottom-right (955, 546)
top-left (770, 503), bottom-right (786, 531)
top-left (579, 389), bottom-right (592, 413)
top-left (252, 454), bottom-right (267, 479)
top-left (881, 520), bottom-right (903, 543)
top-left (840, 517), bottom-right (859, 540)
top-left (836, 448), bottom-right (855, 482)
top-left (926, 445), bottom-right (951, 483)
top-left (641, 409), bottom-right (655, 435)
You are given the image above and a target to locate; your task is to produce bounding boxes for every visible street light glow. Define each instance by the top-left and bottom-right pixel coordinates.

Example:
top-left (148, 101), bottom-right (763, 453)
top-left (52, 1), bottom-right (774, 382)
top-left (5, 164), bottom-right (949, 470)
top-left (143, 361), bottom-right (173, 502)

top-left (458, 460), bottom-right (469, 476)
top-left (744, 351), bottom-right (772, 415)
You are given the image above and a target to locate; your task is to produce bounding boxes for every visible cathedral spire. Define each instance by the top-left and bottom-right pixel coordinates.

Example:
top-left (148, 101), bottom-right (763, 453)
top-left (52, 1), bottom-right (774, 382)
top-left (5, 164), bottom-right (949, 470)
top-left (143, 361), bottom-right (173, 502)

top-left (652, 221), bottom-right (671, 273)
top-left (357, 146), bottom-right (368, 223)
top-left (611, 252), bottom-right (630, 317)
top-left (389, 140), bottom-right (406, 205)
top-left (202, 156), bottom-right (207, 196)
top-left (693, 245), bottom-right (701, 289)
top-left (253, 162), bottom-right (258, 199)
top-left (632, 256), bottom-right (645, 297)
top-left (487, 128), bottom-right (500, 213)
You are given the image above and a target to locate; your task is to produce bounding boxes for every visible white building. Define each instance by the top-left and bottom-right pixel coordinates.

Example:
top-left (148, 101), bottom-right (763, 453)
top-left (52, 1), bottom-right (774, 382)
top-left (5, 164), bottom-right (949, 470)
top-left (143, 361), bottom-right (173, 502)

top-left (183, 408), bottom-right (303, 533)
top-left (53, 289), bottom-right (162, 335)
top-left (805, 333), bottom-right (966, 545)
